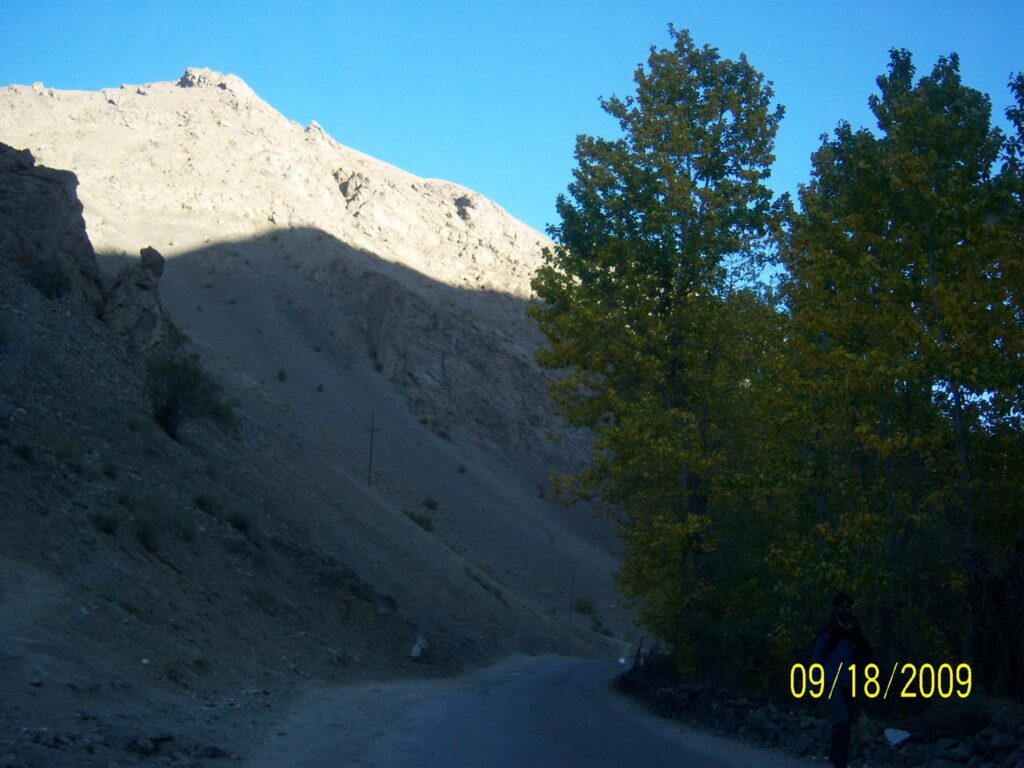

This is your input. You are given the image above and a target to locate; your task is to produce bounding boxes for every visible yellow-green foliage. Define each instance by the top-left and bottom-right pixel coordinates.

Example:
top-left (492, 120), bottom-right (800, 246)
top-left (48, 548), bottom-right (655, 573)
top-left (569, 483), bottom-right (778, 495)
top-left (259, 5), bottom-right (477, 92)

top-left (532, 33), bottom-right (1024, 698)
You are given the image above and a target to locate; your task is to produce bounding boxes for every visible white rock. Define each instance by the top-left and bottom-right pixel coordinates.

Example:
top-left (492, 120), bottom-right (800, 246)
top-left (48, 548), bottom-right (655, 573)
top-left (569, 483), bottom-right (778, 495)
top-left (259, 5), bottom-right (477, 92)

top-left (884, 728), bottom-right (911, 747)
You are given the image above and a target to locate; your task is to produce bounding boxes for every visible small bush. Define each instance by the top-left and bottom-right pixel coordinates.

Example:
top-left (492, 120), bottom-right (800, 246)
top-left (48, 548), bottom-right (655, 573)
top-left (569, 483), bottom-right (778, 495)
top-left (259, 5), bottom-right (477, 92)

top-left (227, 509), bottom-right (255, 537)
top-left (162, 659), bottom-right (187, 686)
top-left (574, 596), bottom-right (596, 616)
top-left (422, 496), bottom-right (439, 511)
top-left (193, 491), bottom-right (225, 514)
top-left (53, 436), bottom-right (86, 473)
top-left (90, 510), bottom-right (121, 535)
top-left (145, 353), bottom-right (237, 439)
top-left (458, 464), bottom-right (467, 474)
top-left (277, 368), bottom-right (286, 382)
top-left (28, 257), bottom-right (71, 299)
top-left (14, 444), bottom-right (36, 464)
top-left (403, 509), bottom-right (434, 532)
top-left (592, 619), bottom-right (613, 637)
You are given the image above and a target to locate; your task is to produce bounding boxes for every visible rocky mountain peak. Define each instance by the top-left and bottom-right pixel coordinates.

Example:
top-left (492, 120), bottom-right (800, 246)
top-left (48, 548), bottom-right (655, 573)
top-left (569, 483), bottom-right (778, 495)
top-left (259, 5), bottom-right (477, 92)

top-left (176, 66), bottom-right (255, 99)
top-left (0, 69), bottom-right (576, 457)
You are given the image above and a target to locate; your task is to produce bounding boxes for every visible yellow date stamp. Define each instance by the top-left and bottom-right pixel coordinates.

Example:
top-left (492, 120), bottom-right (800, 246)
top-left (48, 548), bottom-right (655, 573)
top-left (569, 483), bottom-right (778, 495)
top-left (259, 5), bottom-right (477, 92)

top-left (789, 663), bottom-right (972, 700)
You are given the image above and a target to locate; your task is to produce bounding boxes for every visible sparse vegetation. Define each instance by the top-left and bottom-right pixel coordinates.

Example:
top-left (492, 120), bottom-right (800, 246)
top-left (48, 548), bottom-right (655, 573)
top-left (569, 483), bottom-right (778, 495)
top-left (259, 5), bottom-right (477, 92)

top-left (574, 596), bottom-right (596, 616)
top-left (591, 618), bottom-right (613, 637)
top-left (13, 443), bottom-right (36, 464)
top-left (162, 659), bottom-right (188, 686)
top-left (573, 596), bottom-right (612, 636)
top-left (53, 436), bottom-right (86, 473)
top-left (145, 353), bottom-right (237, 439)
top-left (403, 509), bottom-right (433, 532)
top-left (226, 508), bottom-right (256, 540)
top-left (120, 489), bottom-right (195, 545)
top-left (193, 490), bottom-right (225, 514)
top-left (90, 510), bottom-right (121, 535)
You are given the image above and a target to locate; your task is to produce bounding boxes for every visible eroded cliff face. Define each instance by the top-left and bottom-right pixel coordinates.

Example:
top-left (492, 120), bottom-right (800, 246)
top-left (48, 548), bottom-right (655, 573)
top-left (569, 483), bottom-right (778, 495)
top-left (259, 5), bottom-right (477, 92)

top-left (1, 142), bottom-right (183, 361)
top-left (0, 143), bottom-right (103, 308)
top-left (0, 67), bottom-right (579, 460)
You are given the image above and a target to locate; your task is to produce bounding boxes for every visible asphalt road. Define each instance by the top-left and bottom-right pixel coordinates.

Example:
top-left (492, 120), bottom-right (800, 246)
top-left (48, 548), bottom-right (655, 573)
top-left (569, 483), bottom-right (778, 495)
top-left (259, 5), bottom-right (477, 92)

top-left (248, 657), bottom-right (813, 768)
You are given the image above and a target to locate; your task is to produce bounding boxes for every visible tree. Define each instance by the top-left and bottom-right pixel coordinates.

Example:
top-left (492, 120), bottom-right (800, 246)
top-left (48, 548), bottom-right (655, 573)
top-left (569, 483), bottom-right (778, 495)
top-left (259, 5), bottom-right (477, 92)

top-left (530, 26), bottom-right (786, 682)
top-left (782, 51), bottom-right (1024, 698)
top-left (146, 353), bottom-right (238, 440)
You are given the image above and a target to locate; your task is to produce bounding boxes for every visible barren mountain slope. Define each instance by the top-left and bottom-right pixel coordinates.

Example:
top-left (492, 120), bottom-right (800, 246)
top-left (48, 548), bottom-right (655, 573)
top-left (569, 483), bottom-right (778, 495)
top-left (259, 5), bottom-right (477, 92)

top-left (1, 66), bottom-right (600, 462)
top-left (1, 72), bottom-right (633, 765)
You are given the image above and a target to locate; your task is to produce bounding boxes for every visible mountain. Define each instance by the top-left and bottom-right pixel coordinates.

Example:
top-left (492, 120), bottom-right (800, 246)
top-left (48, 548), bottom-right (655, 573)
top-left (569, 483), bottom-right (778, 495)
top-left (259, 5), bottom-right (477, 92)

top-left (0, 69), bottom-right (630, 766)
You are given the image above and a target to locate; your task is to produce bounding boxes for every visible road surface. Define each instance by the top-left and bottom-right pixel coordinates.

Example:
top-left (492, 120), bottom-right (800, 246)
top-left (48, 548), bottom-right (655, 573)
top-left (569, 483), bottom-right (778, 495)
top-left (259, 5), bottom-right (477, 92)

top-left (248, 656), bottom-right (815, 767)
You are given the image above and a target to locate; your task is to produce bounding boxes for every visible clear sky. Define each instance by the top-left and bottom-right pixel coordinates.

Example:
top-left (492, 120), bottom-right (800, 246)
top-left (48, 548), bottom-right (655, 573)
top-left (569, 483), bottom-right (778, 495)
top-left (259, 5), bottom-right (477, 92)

top-left (2, 1), bottom-right (1021, 235)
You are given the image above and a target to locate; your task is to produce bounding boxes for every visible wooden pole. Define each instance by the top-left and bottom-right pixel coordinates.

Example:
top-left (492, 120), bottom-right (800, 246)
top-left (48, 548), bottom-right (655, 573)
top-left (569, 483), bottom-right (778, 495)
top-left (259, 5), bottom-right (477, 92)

top-left (568, 562), bottom-right (576, 624)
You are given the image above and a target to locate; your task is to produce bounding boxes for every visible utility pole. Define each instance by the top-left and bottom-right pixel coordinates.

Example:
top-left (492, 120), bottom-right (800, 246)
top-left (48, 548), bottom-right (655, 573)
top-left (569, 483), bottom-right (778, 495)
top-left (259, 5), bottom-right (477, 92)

top-left (568, 561), bottom-right (576, 624)
top-left (367, 411), bottom-right (379, 487)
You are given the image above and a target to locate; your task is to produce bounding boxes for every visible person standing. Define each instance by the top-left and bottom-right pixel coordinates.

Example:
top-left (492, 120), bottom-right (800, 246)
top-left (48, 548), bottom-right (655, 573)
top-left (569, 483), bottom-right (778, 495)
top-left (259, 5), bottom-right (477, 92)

top-left (813, 592), bottom-right (873, 768)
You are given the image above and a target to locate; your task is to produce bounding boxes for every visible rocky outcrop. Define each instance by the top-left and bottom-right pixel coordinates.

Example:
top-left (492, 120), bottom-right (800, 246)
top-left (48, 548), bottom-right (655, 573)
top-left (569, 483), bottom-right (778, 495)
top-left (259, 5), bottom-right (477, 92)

top-left (177, 67), bottom-right (255, 98)
top-left (348, 270), bottom-right (553, 452)
top-left (100, 246), bottom-right (180, 355)
top-left (1, 143), bottom-right (178, 356)
top-left (0, 143), bottom-right (103, 308)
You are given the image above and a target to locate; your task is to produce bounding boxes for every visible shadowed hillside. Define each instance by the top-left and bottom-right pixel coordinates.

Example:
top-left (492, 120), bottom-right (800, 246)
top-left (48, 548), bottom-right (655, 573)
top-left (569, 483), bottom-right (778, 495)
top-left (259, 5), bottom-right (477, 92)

top-left (0, 134), bottom-right (630, 765)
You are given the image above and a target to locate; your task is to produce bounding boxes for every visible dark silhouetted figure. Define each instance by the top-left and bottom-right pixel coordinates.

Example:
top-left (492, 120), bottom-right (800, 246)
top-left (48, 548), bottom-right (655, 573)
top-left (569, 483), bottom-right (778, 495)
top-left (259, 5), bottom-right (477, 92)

top-left (813, 592), bottom-right (872, 768)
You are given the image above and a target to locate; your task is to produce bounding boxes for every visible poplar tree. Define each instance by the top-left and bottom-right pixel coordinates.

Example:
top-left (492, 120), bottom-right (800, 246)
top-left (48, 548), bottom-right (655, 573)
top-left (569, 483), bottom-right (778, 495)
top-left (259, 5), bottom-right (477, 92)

top-left (530, 26), bottom-right (785, 676)
top-left (783, 51), bottom-right (1024, 697)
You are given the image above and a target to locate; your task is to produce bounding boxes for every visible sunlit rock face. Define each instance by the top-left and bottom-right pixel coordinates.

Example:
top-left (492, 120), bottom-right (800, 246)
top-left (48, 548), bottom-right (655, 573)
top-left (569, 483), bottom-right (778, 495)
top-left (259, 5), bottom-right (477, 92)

top-left (0, 70), bottom-right (584, 459)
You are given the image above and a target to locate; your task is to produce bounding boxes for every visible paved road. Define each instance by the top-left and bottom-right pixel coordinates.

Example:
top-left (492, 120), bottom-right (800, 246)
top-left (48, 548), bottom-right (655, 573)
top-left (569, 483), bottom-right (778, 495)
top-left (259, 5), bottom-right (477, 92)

top-left (248, 656), bottom-right (813, 768)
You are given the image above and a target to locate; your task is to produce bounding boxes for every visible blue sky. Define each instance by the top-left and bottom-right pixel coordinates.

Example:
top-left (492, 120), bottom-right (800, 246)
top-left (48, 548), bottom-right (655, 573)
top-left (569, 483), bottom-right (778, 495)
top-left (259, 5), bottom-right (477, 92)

top-left (2, 1), bottom-right (1021, 235)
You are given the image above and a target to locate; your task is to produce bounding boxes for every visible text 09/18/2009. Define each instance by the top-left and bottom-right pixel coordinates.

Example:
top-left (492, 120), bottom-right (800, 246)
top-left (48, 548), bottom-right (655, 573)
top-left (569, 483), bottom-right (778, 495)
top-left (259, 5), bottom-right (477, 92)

top-left (789, 662), bottom-right (972, 700)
